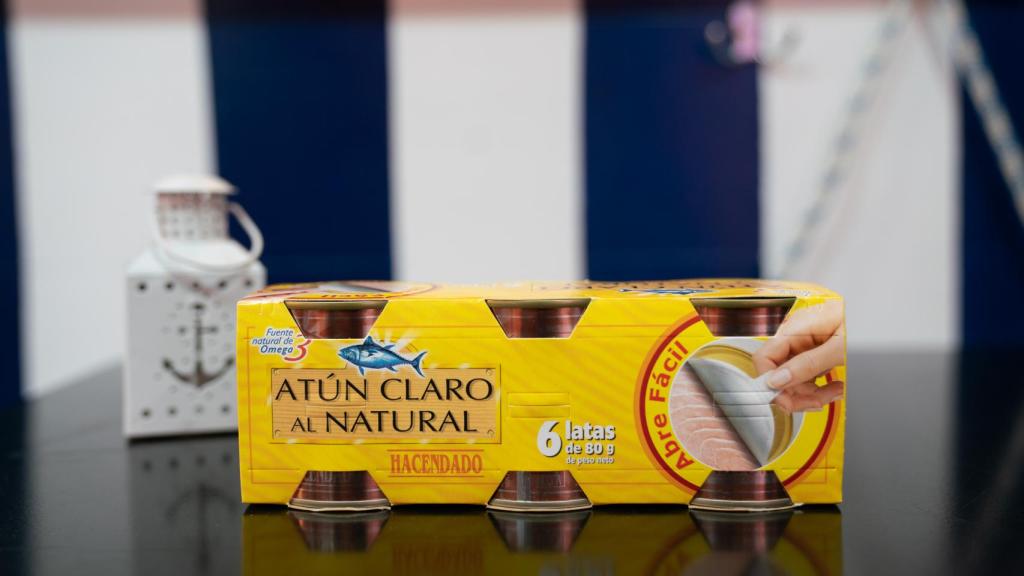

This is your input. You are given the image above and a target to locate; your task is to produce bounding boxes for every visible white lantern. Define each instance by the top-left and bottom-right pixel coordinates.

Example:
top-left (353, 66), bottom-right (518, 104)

top-left (124, 175), bottom-right (266, 438)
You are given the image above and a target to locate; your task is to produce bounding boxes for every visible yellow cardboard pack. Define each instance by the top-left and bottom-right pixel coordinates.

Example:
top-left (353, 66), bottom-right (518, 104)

top-left (236, 280), bottom-right (845, 511)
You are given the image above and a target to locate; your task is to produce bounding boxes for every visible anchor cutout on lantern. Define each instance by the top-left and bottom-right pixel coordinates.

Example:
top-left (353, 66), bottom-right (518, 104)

top-left (162, 302), bottom-right (234, 389)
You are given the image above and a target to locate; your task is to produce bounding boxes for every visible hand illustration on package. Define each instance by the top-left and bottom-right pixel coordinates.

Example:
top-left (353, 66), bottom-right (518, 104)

top-left (668, 299), bottom-right (846, 473)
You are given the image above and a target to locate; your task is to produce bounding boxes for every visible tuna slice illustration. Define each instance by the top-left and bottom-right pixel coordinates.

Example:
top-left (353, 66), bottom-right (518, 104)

top-left (670, 365), bottom-right (761, 470)
top-left (338, 336), bottom-right (427, 376)
top-left (686, 357), bottom-right (779, 466)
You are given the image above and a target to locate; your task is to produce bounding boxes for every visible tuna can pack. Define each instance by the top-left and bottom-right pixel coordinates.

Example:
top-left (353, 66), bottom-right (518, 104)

top-left (236, 280), bottom-right (846, 512)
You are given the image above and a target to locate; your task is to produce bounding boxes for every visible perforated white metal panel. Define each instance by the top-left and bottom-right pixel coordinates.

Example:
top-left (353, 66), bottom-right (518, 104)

top-left (124, 250), bottom-right (265, 438)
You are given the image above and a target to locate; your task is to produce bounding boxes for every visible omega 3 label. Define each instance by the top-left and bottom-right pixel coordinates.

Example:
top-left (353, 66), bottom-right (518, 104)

top-left (270, 368), bottom-right (499, 443)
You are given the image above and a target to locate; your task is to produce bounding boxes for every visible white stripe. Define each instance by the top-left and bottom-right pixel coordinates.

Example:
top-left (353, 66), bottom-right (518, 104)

top-left (760, 3), bottom-right (959, 349)
top-left (388, 0), bottom-right (583, 283)
top-left (10, 3), bottom-right (215, 396)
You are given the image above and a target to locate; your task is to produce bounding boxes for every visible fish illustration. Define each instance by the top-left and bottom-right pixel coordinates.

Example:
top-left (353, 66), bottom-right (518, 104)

top-left (618, 288), bottom-right (712, 296)
top-left (338, 336), bottom-right (427, 376)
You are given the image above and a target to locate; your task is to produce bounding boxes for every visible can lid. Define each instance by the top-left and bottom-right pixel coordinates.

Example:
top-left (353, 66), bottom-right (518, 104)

top-left (692, 297), bottom-right (795, 309)
top-left (286, 299), bottom-right (388, 311)
top-left (486, 298), bottom-right (590, 309)
top-left (153, 174), bottom-right (236, 195)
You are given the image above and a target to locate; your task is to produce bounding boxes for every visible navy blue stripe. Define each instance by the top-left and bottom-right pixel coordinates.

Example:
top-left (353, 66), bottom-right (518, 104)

top-left (961, 3), bottom-right (1024, 347)
top-left (584, 0), bottom-right (759, 280)
top-left (0, 1), bottom-right (19, 406)
top-left (206, 0), bottom-right (391, 283)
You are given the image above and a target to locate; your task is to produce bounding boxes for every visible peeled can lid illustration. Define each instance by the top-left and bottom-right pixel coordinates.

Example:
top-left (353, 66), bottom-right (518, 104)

top-left (670, 339), bottom-right (802, 471)
top-left (687, 356), bottom-right (778, 466)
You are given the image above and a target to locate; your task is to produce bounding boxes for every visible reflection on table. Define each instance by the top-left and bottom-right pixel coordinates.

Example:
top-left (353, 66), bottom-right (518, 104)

top-left (11, 350), bottom-right (1024, 574)
top-left (116, 403), bottom-right (840, 576)
top-left (242, 504), bottom-right (841, 575)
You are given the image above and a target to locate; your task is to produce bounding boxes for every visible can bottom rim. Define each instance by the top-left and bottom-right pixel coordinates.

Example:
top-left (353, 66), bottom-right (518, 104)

top-left (688, 497), bottom-right (799, 513)
top-left (487, 497), bottom-right (593, 513)
top-left (288, 497), bottom-right (392, 512)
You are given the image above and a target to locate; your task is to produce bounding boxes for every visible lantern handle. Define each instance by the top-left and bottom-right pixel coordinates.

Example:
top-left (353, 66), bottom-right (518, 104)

top-left (153, 201), bottom-right (264, 273)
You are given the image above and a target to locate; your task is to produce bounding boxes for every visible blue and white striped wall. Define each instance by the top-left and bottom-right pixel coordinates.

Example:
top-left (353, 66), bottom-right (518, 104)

top-left (2, 0), bottom-right (1022, 399)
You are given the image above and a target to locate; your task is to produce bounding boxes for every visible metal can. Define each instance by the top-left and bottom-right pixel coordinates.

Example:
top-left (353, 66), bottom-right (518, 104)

top-left (691, 297), bottom-right (794, 336)
top-left (289, 471), bottom-right (391, 512)
top-left (689, 470), bottom-right (794, 512)
top-left (488, 471), bottom-right (591, 512)
top-left (686, 297), bottom-right (798, 512)
top-left (487, 299), bottom-right (589, 338)
top-left (287, 300), bottom-right (386, 339)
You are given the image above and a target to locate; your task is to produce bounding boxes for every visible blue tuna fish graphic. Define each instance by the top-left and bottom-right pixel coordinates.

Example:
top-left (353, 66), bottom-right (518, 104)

top-left (618, 288), bottom-right (712, 296)
top-left (338, 336), bottom-right (427, 376)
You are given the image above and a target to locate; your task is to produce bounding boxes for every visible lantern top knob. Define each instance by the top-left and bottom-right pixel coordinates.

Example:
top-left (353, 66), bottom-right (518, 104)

top-left (154, 174), bottom-right (236, 195)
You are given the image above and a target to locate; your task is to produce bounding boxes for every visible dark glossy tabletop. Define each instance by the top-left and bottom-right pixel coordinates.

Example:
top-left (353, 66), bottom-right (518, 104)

top-left (1, 349), bottom-right (1022, 575)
